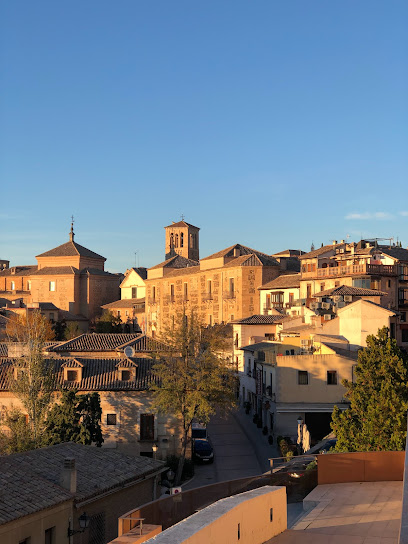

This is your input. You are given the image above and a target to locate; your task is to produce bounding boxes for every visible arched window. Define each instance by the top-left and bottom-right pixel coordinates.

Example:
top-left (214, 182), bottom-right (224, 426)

top-left (170, 233), bottom-right (174, 248)
top-left (180, 233), bottom-right (184, 247)
top-left (190, 234), bottom-right (193, 249)
top-left (175, 234), bottom-right (179, 248)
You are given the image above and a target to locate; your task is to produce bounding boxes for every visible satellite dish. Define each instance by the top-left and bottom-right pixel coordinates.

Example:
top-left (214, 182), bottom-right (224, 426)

top-left (124, 346), bottom-right (135, 358)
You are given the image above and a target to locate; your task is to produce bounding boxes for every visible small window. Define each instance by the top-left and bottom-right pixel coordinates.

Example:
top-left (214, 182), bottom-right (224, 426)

top-left (132, 287), bottom-right (137, 298)
top-left (106, 413), bottom-right (117, 425)
top-left (209, 315), bottom-right (213, 326)
top-left (125, 310), bottom-right (129, 316)
top-left (44, 527), bottom-right (55, 544)
top-left (117, 310), bottom-right (121, 317)
top-left (184, 282), bottom-right (188, 300)
top-left (152, 286), bottom-right (156, 302)
top-left (229, 277), bottom-right (235, 295)
top-left (180, 233), bottom-right (184, 247)
top-left (67, 370), bottom-right (78, 382)
top-left (140, 414), bottom-right (154, 440)
top-left (207, 280), bottom-right (212, 295)
top-left (10, 281), bottom-right (15, 290)
top-left (121, 370), bottom-right (131, 381)
top-left (270, 507), bottom-right (273, 522)
top-left (170, 284), bottom-right (175, 302)
top-left (327, 371), bottom-right (337, 385)
top-left (387, 279), bottom-right (391, 288)
top-left (49, 313), bottom-right (55, 321)
top-left (49, 281), bottom-right (56, 292)
top-left (27, 280), bottom-right (31, 290)
top-left (237, 523), bottom-right (240, 540)
top-left (320, 283), bottom-right (325, 291)
top-left (175, 234), bottom-right (179, 248)
top-left (298, 371), bottom-right (308, 385)
top-left (402, 329), bottom-right (408, 343)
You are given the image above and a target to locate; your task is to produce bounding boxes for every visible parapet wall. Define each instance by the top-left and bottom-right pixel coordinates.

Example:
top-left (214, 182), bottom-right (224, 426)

top-left (318, 451), bottom-right (405, 484)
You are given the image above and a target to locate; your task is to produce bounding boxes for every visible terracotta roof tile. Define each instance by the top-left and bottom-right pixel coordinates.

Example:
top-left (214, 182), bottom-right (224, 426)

top-left (102, 298), bottom-right (145, 310)
top-left (51, 333), bottom-right (141, 352)
top-left (202, 244), bottom-right (279, 266)
top-left (0, 265), bottom-right (37, 277)
top-left (117, 334), bottom-right (172, 353)
top-left (299, 243), bottom-right (345, 260)
top-left (0, 442), bottom-right (164, 520)
top-left (314, 285), bottom-right (387, 297)
top-left (259, 273), bottom-right (301, 290)
top-left (149, 255), bottom-right (199, 270)
top-left (233, 314), bottom-right (288, 325)
top-left (36, 240), bottom-right (105, 260)
top-left (164, 220), bottom-right (199, 229)
top-left (30, 266), bottom-right (79, 276)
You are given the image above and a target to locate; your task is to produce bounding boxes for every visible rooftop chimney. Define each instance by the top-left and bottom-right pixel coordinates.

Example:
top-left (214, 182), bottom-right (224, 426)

top-left (61, 458), bottom-right (77, 493)
top-left (332, 240), bottom-right (337, 245)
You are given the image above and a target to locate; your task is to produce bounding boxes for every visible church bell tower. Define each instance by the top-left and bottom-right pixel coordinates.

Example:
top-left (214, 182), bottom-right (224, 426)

top-left (164, 220), bottom-right (200, 261)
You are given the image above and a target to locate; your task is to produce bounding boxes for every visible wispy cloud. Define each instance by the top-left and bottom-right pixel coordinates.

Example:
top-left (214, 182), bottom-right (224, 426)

top-left (399, 211), bottom-right (408, 217)
top-left (345, 212), bottom-right (393, 220)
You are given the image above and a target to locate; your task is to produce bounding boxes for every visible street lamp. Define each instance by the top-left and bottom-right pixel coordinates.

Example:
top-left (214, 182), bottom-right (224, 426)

top-left (68, 512), bottom-right (90, 537)
top-left (152, 443), bottom-right (158, 459)
top-left (297, 416), bottom-right (303, 426)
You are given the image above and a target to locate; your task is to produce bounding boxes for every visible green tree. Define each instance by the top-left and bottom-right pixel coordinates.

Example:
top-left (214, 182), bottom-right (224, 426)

top-left (45, 389), bottom-right (104, 447)
top-left (95, 311), bottom-right (122, 333)
top-left (6, 311), bottom-right (56, 448)
top-left (331, 327), bottom-right (408, 452)
top-left (64, 321), bottom-right (81, 340)
top-left (151, 310), bottom-right (237, 484)
top-left (0, 408), bottom-right (35, 454)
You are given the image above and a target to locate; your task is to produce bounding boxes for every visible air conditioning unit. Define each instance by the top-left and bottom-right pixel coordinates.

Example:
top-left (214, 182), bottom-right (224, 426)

top-left (170, 487), bottom-right (182, 495)
top-left (337, 301), bottom-right (346, 308)
top-left (324, 314), bottom-right (332, 321)
top-left (316, 302), bottom-right (322, 309)
top-left (344, 295), bottom-right (353, 302)
top-left (309, 302), bottom-right (316, 310)
top-left (333, 295), bottom-right (343, 302)
top-left (322, 302), bottom-right (331, 310)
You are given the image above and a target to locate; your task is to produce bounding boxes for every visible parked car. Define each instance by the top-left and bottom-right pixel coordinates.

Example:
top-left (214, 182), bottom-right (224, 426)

top-left (192, 422), bottom-right (208, 440)
top-left (193, 438), bottom-right (214, 463)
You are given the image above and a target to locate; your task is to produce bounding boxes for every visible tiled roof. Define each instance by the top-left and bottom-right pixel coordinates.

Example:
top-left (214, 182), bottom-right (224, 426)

top-left (61, 359), bottom-right (84, 368)
top-left (0, 442), bottom-right (165, 521)
top-left (379, 247), bottom-right (408, 262)
top-left (102, 297), bottom-right (145, 309)
top-left (233, 314), bottom-right (288, 325)
top-left (58, 310), bottom-right (88, 322)
top-left (273, 249), bottom-right (305, 257)
top-left (117, 334), bottom-right (172, 353)
top-left (314, 285), bottom-right (387, 298)
top-left (164, 220), bottom-right (199, 229)
top-left (131, 267), bottom-right (148, 280)
top-left (149, 255), bottom-right (199, 270)
top-left (51, 333), bottom-right (141, 352)
top-left (259, 273), bottom-right (300, 290)
top-left (0, 357), bottom-right (156, 391)
top-left (0, 265), bottom-right (37, 277)
top-left (30, 266), bottom-right (79, 276)
top-left (158, 265), bottom-right (201, 278)
top-left (81, 267), bottom-right (118, 277)
top-left (299, 243), bottom-right (345, 260)
top-left (36, 240), bottom-right (105, 260)
top-left (0, 457), bottom-right (72, 524)
top-left (202, 244), bottom-right (279, 266)
top-left (240, 341), bottom-right (277, 352)
top-left (0, 343), bottom-right (8, 356)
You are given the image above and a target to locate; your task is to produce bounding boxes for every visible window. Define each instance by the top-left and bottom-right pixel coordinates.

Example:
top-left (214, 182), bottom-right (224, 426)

top-left (175, 234), bottom-right (179, 247)
top-left (49, 281), bottom-right (56, 292)
top-left (27, 280), bottom-right (31, 290)
top-left (207, 280), bottom-right (212, 296)
top-left (306, 284), bottom-right (312, 298)
top-left (402, 329), bottom-right (408, 343)
top-left (67, 370), bottom-right (78, 382)
top-left (170, 284), bottom-right (175, 302)
top-left (265, 333), bottom-right (275, 341)
top-left (327, 371), bottom-right (338, 385)
top-left (209, 315), bottom-right (213, 326)
top-left (289, 293), bottom-right (294, 304)
top-left (106, 413), bottom-right (117, 425)
top-left (371, 279), bottom-right (380, 290)
top-left (320, 283), bottom-right (325, 291)
top-left (10, 281), bottom-right (15, 290)
top-left (49, 313), bottom-right (55, 321)
top-left (184, 282), bottom-right (188, 300)
top-left (132, 287), bottom-right (137, 298)
top-left (353, 278), bottom-right (371, 289)
top-left (121, 370), bottom-right (131, 381)
top-left (170, 233), bottom-right (174, 248)
top-left (152, 286), bottom-right (156, 302)
top-left (180, 233), bottom-right (184, 247)
top-left (230, 314), bottom-right (234, 321)
top-left (44, 527), bottom-right (55, 544)
top-left (270, 508), bottom-right (274, 522)
top-left (298, 371), bottom-right (308, 385)
top-left (335, 281), bottom-right (340, 288)
top-left (229, 277), bottom-right (235, 296)
top-left (117, 310), bottom-right (121, 317)
top-left (235, 333), bottom-right (239, 347)
top-left (140, 414), bottom-right (154, 440)
top-left (387, 279), bottom-right (391, 288)
top-left (125, 310), bottom-right (128, 316)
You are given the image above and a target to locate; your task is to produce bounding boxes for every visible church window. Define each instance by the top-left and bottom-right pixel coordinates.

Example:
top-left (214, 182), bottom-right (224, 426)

top-left (170, 234), bottom-right (174, 248)
top-left (180, 233), bottom-right (184, 247)
top-left (49, 281), bottom-right (56, 292)
top-left (175, 234), bottom-right (179, 248)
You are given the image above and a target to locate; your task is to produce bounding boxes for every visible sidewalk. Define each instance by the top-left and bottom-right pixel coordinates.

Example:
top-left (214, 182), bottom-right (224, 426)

top-left (233, 406), bottom-right (280, 473)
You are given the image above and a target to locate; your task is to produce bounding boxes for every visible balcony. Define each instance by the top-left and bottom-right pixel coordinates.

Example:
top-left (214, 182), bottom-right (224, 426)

top-left (202, 292), bottom-right (214, 302)
top-left (263, 302), bottom-right (283, 312)
top-left (165, 295), bottom-right (175, 304)
top-left (223, 290), bottom-right (236, 300)
top-left (301, 263), bottom-right (397, 279)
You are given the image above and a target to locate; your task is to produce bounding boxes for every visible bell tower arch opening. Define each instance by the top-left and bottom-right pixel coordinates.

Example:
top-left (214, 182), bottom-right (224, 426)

top-left (164, 220), bottom-right (200, 261)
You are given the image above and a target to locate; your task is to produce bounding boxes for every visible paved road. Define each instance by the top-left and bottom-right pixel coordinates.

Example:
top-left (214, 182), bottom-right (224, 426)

top-left (183, 410), bottom-right (263, 490)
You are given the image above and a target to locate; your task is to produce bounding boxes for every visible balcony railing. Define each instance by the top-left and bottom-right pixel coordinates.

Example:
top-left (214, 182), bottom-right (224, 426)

top-left (223, 291), bottom-right (236, 299)
top-left (202, 292), bottom-right (214, 301)
top-left (263, 302), bottom-right (283, 312)
top-left (301, 263), bottom-right (397, 279)
top-left (165, 295), bottom-right (175, 303)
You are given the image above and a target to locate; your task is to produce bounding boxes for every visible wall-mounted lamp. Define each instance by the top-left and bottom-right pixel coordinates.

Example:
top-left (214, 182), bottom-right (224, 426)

top-left (68, 512), bottom-right (90, 537)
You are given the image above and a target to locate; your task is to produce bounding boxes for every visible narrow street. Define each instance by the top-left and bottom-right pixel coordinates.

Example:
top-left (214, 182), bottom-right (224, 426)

top-left (183, 408), bottom-right (279, 490)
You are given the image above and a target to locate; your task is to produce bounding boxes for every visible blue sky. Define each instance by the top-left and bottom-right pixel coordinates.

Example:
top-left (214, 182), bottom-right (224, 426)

top-left (1, 1), bottom-right (407, 272)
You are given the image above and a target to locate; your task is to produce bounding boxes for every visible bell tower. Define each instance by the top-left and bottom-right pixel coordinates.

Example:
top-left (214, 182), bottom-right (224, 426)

top-left (165, 220), bottom-right (200, 261)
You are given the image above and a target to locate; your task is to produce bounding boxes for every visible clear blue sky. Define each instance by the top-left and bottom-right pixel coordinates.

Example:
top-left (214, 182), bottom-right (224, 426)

top-left (1, 1), bottom-right (407, 272)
